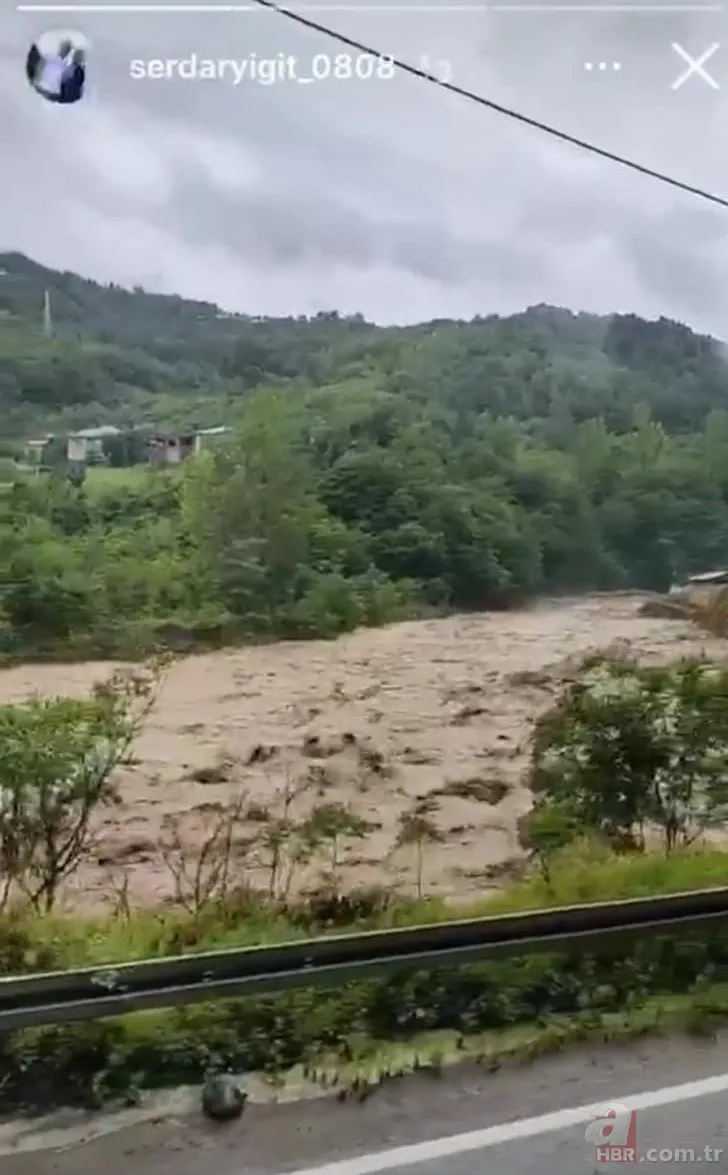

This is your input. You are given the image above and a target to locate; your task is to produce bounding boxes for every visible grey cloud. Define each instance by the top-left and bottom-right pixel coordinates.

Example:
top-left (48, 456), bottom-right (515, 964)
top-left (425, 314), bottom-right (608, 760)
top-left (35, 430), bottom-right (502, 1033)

top-left (2, 1), bottom-right (728, 328)
top-left (154, 167), bottom-right (550, 284)
top-left (622, 210), bottom-right (724, 316)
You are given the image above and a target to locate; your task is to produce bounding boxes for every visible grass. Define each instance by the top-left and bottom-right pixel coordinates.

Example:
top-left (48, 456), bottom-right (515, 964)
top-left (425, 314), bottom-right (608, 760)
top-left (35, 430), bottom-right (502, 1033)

top-left (295, 983), bottom-right (728, 1093)
top-left (2, 843), bottom-right (728, 1114)
top-left (85, 466), bottom-right (145, 486)
top-left (84, 465), bottom-right (180, 494)
top-left (10, 839), bottom-right (728, 971)
top-left (150, 984), bottom-right (728, 1104)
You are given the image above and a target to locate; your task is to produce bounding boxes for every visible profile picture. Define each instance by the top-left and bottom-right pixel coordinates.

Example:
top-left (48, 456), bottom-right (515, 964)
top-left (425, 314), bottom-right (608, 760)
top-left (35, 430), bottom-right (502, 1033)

top-left (25, 29), bottom-right (89, 105)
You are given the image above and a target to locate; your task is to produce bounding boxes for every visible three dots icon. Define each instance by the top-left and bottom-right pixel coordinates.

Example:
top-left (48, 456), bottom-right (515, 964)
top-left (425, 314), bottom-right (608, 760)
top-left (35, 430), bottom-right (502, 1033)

top-left (585, 61), bottom-right (621, 71)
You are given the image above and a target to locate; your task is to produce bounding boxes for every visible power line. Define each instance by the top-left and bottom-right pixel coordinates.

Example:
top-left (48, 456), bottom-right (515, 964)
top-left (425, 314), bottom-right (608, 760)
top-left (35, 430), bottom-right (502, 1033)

top-left (251, 0), bottom-right (728, 210)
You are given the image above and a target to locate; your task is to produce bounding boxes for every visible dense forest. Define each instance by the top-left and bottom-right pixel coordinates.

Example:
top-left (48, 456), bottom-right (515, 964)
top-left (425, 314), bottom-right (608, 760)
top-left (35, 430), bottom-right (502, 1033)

top-left (2, 249), bottom-right (728, 657)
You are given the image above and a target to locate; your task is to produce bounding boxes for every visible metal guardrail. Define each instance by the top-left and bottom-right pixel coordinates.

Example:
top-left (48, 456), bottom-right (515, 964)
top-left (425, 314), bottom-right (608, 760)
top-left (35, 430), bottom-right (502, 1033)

top-left (1, 887), bottom-right (727, 1032)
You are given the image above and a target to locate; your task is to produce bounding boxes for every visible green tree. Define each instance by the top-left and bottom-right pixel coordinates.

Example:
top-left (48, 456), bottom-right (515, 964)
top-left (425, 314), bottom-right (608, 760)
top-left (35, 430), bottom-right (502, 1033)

top-left (530, 656), bottom-right (728, 853)
top-left (517, 803), bottom-right (578, 889)
top-left (0, 664), bottom-right (160, 911)
top-left (301, 802), bottom-right (372, 890)
top-left (0, 521), bottom-right (97, 645)
top-left (393, 797), bottom-right (443, 899)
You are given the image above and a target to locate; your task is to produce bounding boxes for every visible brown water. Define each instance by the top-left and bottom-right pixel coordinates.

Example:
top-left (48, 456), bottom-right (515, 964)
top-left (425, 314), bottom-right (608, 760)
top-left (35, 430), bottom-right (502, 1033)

top-left (0, 594), bottom-right (718, 910)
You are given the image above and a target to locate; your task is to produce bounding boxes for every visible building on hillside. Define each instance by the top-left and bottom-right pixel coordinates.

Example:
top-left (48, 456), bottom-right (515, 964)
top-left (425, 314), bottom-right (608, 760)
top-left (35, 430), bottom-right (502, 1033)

top-left (148, 426), bottom-right (231, 465)
top-left (66, 434), bottom-right (87, 463)
top-left (148, 433), bottom-right (196, 465)
top-left (193, 425), bottom-right (230, 454)
top-left (668, 569), bottom-right (728, 609)
top-left (24, 435), bottom-right (52, 463)
top-left (21, 426), bottom-right (122, 473)
top-left (66, 425), bottom-right (121, 463)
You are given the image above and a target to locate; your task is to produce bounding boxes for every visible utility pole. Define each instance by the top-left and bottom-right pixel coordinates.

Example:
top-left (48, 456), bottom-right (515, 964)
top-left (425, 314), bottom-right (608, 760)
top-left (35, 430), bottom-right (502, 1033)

top-left (42, 289), bottom-right (52, 336)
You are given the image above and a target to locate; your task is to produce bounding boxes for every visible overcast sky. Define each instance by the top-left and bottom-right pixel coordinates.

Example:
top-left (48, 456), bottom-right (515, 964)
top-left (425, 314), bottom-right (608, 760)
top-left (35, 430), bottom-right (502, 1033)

top-left (1, 1), bottom-right (726, 329)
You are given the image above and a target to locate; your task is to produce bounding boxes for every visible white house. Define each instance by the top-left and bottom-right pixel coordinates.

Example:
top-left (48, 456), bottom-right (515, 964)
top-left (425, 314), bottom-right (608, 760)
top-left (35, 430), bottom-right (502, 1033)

top-left (66, 425), bottom-right (121, 463)
top-left (193, 425), bottom-right (230, 455)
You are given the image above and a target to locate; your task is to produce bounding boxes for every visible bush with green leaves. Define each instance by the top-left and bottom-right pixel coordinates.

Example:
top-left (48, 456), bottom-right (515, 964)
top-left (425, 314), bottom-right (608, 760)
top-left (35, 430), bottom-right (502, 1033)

top-left (529, 655), bottom-right (728, 852)
top-left (0, 664), bottom-right (160, 912)
top-left (1, 921), bottom-right (726, 1114)
top-left (1, 838), bottom-right (728, 1114)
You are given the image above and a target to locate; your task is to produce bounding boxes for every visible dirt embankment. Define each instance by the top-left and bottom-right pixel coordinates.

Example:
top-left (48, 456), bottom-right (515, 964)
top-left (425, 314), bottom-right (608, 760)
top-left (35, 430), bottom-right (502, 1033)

top-left (0, 593), bottom-right (720, 911)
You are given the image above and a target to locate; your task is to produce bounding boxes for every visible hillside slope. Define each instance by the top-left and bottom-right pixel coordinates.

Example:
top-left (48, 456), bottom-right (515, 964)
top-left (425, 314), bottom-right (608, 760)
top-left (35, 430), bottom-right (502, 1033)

top-left (1, 251), bottom-right (727, 438)
top-left (3, 252), bottom-right (728, 659)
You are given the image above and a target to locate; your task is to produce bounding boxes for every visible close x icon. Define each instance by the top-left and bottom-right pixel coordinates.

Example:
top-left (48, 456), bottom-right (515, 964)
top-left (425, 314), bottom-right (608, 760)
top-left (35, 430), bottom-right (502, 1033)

top-left (671, 42), bottom-right (721, 89)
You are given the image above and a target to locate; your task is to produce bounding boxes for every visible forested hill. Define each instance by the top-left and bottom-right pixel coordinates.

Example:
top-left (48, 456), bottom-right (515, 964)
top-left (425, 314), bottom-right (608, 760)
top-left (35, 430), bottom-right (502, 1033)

top-left (0, 250), bottom-right (727, 439)
top-left (4, 251), bottom-right (728, 654)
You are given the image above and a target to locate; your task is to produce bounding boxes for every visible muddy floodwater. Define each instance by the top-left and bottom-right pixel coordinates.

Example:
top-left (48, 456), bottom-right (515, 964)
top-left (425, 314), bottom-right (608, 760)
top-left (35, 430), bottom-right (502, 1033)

top-left (0, 593), bottom-right (718, 910)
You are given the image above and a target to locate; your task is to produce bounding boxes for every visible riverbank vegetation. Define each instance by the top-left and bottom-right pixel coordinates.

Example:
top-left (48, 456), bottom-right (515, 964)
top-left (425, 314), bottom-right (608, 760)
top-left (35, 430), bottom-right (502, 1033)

top-left (1, 653), bottom-right (728, 1113)
top-left (2, 843), bottom-right (727, 1114)
top-left (4, 275), bottom-right (728, 659)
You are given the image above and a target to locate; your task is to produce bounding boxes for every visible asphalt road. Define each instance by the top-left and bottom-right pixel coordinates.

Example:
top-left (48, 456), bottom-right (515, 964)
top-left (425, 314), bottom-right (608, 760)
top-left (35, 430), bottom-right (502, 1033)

top-left (296, 1085), bottom-right (728, 1175)
top-left (5, 1034), bottom-right (728, 1175)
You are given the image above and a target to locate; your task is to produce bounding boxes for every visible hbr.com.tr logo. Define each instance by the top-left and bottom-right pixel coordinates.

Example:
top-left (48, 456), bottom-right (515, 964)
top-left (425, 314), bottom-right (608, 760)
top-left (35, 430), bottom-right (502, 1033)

top-left (585, 1103), bottom-right (723, 1164)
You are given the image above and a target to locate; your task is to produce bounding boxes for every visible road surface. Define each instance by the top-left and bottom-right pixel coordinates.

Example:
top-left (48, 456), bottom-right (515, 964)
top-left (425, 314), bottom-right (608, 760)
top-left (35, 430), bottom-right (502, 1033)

top-left (5, 1034), bottom-right (728, 1175)
top-left (292, 1082), bottom-right (728, 1175)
